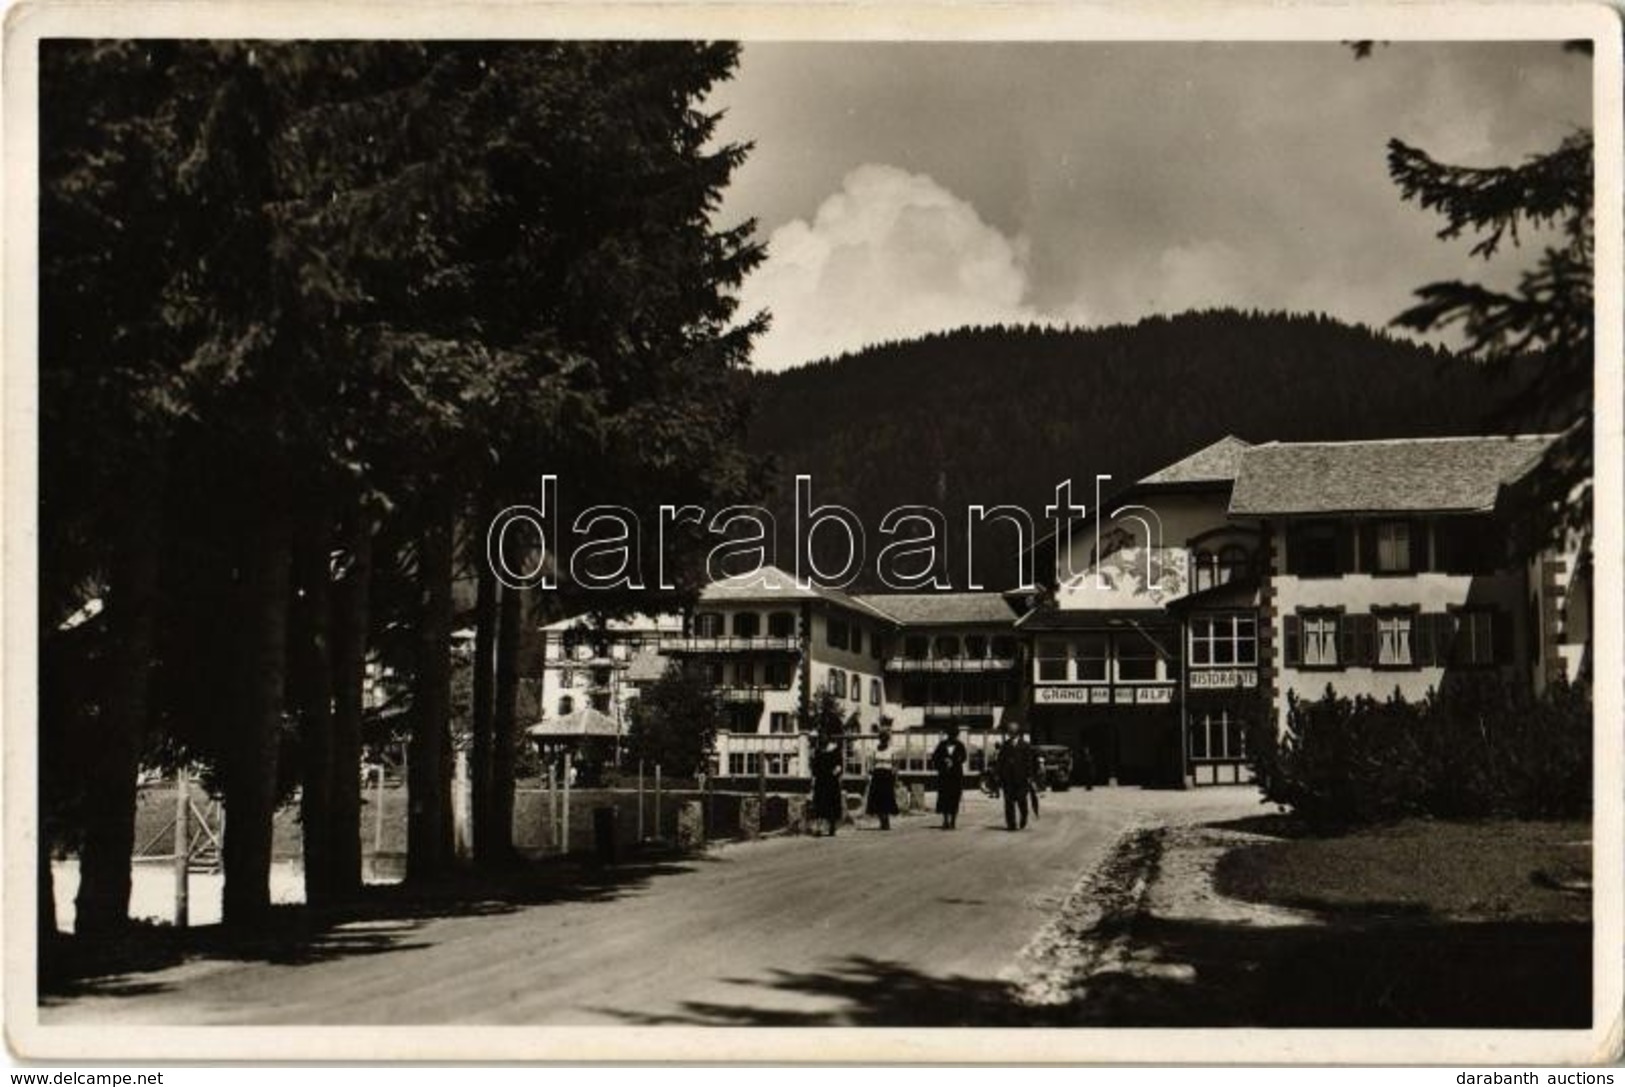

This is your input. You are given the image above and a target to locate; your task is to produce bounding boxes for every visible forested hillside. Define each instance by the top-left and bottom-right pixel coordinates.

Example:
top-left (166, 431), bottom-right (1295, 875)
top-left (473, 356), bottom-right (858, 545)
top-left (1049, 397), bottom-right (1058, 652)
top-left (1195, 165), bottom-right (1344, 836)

top-left (743, 309), bottom-right (1533, 589)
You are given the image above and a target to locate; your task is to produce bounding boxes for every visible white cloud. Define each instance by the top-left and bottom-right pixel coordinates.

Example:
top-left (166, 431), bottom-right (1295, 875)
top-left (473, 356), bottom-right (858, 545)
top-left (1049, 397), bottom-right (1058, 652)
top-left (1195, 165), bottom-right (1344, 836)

top-left (738, 164), bottom-right (1079, 371)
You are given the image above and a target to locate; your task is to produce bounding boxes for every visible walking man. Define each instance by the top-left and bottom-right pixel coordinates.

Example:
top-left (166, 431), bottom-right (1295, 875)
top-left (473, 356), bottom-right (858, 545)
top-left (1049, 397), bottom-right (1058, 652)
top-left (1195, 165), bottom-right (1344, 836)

top-left (995, 722), bottom-right (1036, 831)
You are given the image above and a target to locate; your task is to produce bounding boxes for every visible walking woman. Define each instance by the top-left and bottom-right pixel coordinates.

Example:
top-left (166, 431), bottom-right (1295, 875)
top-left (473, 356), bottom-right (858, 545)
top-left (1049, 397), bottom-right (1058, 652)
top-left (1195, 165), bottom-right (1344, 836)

top-left (810, 731), bottom-right (845, 837)
top-left (864, 726), bottom-right (901, 830)
top-left (930, 724), bottom-right (968, 829)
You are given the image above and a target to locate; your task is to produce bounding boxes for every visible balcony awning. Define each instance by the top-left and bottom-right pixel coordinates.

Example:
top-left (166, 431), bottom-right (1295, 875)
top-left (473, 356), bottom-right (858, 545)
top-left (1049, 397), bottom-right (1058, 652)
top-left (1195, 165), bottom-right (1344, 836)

top-left (525, 706), bottom-right (620, 739)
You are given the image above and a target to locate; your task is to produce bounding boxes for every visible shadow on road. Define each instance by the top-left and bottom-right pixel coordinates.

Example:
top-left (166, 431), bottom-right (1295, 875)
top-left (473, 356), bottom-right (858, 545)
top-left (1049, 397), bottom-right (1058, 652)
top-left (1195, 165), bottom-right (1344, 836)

top-left (600, 919), bottom-right (1589, 1028)
top-left (600, 955), bottom-right (1041, 1027)
top-left (39, 853), bottom-right (704, 1005)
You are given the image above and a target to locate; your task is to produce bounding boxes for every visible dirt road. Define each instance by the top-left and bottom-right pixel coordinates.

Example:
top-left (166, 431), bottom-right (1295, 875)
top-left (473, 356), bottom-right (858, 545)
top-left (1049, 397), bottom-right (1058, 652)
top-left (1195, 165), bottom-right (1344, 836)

top-left (42, 787), bottom-right (1262, 1026)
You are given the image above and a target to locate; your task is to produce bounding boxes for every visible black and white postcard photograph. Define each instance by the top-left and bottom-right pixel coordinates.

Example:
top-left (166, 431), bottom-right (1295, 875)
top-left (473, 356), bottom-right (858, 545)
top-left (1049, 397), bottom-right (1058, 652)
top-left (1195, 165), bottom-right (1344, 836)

top-left (3, 0), bottom-right (1621, 1070)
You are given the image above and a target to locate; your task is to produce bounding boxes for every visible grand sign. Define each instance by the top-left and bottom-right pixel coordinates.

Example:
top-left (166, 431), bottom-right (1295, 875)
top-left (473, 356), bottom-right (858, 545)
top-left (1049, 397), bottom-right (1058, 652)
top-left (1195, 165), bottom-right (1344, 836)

top-left (1036, 685), bottom-right (1174, 705)
top-left (1188, 668), bottom-right (1259, 690)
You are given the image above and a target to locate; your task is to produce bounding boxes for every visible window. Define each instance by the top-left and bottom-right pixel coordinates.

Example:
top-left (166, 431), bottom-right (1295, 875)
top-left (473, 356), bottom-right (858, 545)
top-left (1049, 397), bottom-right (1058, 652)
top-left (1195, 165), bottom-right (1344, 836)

top-left (560, 667), bottom-right (575, 688)
top-left (1190, 710), bottom-right (1248, 761)
top-left (590, 692), bottom-right (610, 713)
top-left (1074, 635), bottom-right (1109, 682)
top-left (1375, 522), bottom-right (1412, 574)
top-left (1451, 609), bottom-right (1498, 666)
top-left (869, 678), bottom-right (882, 706)
top-left (1190, 614), bottom-right (1256, 667)
top-left (827, 619), bottom-right (850, 651)
top-left (904, 635), bottom-right (929, 660)
top-left (849, 673), bottom-right (862, 701)
top-left (557, 695), bottom-right (574, 715)
top-left (733, 660), bottom-right (756, 687)
top-left (1192, 549), bottom-right (1218, 591)
top-left (693, 612), bottom-right (724, 638)
top-left (1037, 639), bottom-right (1068, 682)
top-left (1375, 609), bottom-right (1416, 667)
top-left (768, 611), bottom-right (796, 638)
top-left (733, 611), bottom-right (760, 638)
top-left (764, 660), bottom-right (794, 689)
top-left (1220, 544), bottom-right (1249, 581)
top-left (1288, 522), bottom-right (1341, 578)
top-left (1302, 612), bottom-right (1339, 668)
top-left (827, 668), bottom-right (845, 696)
top-left (705, 660), bottom-right (725, 686)
top-left (991, 635), bottom-right (1017, 660)
top-left (1115, 634), bottom-right (1159, 682)
top-left (934, 635), bottom-right (962, 659)
top-left (769, 712), bottom-right (794, 734)
top-left (852, 628), bottom-right (864, 656)
top-left (965, 635), bottom-right (988, 659)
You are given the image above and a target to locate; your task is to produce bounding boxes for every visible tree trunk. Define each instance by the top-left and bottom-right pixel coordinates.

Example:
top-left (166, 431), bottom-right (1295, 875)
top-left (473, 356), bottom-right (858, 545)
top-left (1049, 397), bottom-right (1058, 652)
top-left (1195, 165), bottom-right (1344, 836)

top-left (222, 490), bottom-right (291, 928)
top-left (408, 497), bottom-right (455, 881)
top-left (74, 475), bottom-right (162, 936)
top-left (328, 507), bottom-right (372, 899)
top-left (292, 505), bottom-right (335, 908)
top-left (469, 536), bottom-right (497, 865)
top-left (39, 826), bottom-right (58, 946)
top-left (490, 579), bottom-right (522, 866)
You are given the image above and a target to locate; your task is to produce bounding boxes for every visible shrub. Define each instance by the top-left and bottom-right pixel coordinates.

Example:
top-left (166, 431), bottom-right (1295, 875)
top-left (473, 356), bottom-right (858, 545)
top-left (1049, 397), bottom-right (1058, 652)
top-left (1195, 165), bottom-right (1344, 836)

top-left (1254, 676), bottom-right (1590, 831)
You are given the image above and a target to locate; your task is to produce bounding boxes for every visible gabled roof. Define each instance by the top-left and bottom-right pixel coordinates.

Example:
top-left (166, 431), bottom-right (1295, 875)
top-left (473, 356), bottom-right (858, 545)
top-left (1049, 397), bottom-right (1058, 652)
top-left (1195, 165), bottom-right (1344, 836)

top-left (1228, 435), bottom-right (1554, 516)
top-left (854, 592), bottom-right (1018, 626)
top-left (1138, 435), bottom-right (1253, 488)
top-left (540, 611), bottom-right (682, 634)
top-left (699, 564), bottom-right (896, 622)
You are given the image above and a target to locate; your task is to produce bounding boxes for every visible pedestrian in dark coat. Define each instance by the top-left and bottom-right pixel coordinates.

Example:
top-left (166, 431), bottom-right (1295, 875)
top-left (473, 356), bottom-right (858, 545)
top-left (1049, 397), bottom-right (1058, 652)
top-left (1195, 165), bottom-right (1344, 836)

top-left (930, 725), bottom-right (968, 829)
top-left (810, 734), bottom-right (845, 836)
top-left (995, 724), bottom-right (1036, 830)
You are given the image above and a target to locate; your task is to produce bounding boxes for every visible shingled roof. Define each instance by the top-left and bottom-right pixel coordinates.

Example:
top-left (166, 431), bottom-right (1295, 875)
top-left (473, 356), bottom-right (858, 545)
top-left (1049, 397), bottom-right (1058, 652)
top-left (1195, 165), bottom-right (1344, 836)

top-left (1138, 435), bottom-right (1253, 487)
top-left (1228, 435), bottom-right (1553, 516)
top-left (854, 592), bottom-right (1018, 626)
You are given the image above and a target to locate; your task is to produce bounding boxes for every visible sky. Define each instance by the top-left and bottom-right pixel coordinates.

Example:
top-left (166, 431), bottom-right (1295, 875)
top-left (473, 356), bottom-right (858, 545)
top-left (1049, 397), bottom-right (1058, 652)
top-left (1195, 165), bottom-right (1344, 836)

top-left (706, 41), bottom-right (1591, 372)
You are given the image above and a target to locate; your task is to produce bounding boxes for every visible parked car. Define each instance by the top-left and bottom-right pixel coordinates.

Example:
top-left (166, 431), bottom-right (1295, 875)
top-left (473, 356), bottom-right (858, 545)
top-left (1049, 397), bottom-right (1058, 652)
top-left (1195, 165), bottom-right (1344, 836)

top-left (1033, 744), bottom-right (1075, 791)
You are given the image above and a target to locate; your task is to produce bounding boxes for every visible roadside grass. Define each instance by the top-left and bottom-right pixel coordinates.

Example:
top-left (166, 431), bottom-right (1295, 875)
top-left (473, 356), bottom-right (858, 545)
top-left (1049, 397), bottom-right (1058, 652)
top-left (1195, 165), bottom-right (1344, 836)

top-left (1214, 818), bottom-right (1591, 923)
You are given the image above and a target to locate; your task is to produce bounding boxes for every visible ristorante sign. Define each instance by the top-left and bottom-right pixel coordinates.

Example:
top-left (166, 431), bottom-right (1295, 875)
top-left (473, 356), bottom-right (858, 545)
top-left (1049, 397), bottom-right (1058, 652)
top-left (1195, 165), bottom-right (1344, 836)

top-left (1188, 669), bottom-right (1259, 690)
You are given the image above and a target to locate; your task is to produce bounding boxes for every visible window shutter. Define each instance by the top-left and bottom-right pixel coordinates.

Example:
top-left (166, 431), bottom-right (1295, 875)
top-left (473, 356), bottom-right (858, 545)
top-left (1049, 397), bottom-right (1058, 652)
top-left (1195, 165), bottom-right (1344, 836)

top-left (1283, 614), bottom-right (1302, 667)
top-left (1491, 609), bottom-right (1512, 665)
top-left (1356, 523), bottom-right (1377, 574)
top-left (1336, 524), bottom-right (1356, 575)
top-left (1415, 613), bottom-right (1437, 667)
top-left (1410, 519), bottom-right (1430, 572)
top-left (1340, 614), bottom-right (1372, 667)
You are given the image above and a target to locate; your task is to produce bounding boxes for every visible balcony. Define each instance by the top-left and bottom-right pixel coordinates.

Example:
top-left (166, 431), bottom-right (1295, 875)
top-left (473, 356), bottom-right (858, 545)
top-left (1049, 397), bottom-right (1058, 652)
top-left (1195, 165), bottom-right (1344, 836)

top-left (885, 656), bottom-right (1018, 673)
top-left (921, 704), bottom-right (999, 719)
top-left (661, 635), bottom-right (800, 654)
top-left (716, 685), bottom-right (788, 703)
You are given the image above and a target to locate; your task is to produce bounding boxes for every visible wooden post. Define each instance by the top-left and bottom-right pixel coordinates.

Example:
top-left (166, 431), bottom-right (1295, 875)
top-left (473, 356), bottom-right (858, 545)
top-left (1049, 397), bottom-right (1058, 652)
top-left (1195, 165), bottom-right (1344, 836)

top-left (561, 752), bottom-right (571, 856)
top-left (372, 765), bottom-right (385, 860)
top-left (653, 764), bottom-right (663, 841)
top-left (637, 760), bottom-right (645, 841)
top-left (173, 766), bottom-right (189, 929)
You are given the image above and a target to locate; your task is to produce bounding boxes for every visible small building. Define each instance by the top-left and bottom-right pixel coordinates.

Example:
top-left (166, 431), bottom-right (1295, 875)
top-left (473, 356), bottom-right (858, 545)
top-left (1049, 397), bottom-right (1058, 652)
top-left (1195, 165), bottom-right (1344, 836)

top-left (670, 564), bottom-right (893, 779)
top-left (535, 612), bottom-right (683, 746)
